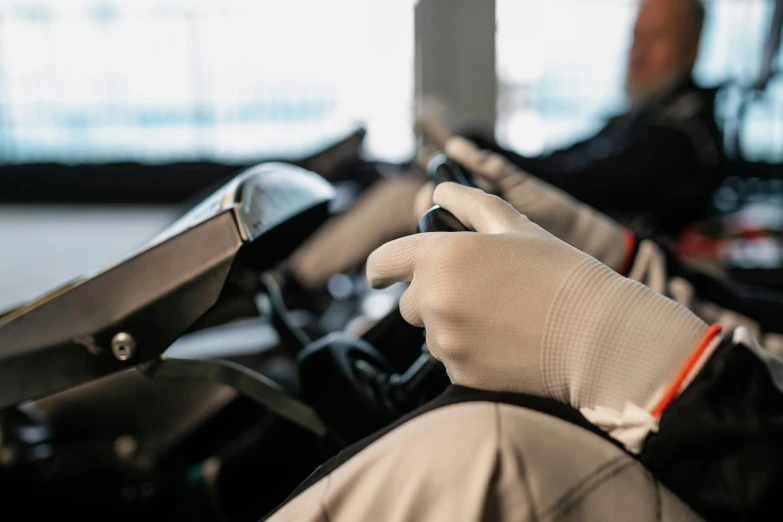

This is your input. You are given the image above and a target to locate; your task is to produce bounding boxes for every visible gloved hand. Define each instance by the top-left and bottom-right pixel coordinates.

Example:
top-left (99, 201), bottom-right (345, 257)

top-left (367, 183), bottom-right (713, 419)
top-left (441, 136), bottom-right (634, 273)
top-left (290, 174), bottom-right (425, 288)
top-left (413, 102), bottom-right (455, 148)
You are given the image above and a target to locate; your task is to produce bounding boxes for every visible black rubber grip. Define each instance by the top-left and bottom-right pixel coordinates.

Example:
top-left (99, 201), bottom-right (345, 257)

top-left (417, 205), bottom-right (468, 233)
top-left (426, 153), bottom-right (476, 188)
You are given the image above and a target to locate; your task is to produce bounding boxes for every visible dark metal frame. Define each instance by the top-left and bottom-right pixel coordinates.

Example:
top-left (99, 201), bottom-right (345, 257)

top-left (0, 163), bottom-right (334, 427)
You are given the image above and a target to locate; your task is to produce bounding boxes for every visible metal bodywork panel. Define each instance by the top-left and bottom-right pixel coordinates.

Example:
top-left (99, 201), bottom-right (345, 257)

top-left (0, 163), bottom-right (334, 409)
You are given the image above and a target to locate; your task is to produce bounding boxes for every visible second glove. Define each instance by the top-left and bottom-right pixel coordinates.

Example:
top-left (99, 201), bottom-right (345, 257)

top-left (443, 136), bottom-right (634, 273)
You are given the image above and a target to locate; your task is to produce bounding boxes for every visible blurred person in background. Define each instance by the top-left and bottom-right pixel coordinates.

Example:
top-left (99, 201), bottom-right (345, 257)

top-left (464, 0), bottom-right (723, 236)
top-left (287, 0), bottom-right (723, 292)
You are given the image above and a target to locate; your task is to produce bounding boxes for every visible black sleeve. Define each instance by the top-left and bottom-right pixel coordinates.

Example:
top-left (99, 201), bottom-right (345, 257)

top-left (639, 333), bottom-right (783, 521)
top-left (523, 129), bottom-right (713, 217)
top-left (464, 123), bottom-right (721, 234)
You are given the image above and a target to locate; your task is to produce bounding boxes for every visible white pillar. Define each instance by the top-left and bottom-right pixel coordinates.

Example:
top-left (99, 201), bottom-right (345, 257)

top-left (415, 0), bottom-right (497, 135)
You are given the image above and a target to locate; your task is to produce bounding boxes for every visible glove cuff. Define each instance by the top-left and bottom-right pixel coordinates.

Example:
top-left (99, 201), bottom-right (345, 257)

top-left (541, 257), bottom-right (709, 412)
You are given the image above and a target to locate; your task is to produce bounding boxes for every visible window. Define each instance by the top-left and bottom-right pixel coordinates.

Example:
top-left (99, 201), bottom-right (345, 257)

top-left (0, 0), bottom-right (416, 164)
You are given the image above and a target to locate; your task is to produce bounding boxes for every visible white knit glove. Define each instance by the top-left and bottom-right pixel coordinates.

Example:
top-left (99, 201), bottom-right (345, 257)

top-left (367, 183), bottom-right (710, 416)
top-left (290, 174), bottom-right (424, 288)
top-left (442, 136), bottom-right (633, 273)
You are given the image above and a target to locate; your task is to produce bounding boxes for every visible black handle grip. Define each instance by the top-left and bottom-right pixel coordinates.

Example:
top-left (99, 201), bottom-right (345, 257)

top-left (418, 153), bottom-right (473, 233)
top-left (426, 153), bottom-right (476, 188)
top-left (417, 205), bottom-right (468, 233)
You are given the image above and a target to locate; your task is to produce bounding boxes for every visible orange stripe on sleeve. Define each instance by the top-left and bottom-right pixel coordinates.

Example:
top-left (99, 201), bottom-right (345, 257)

top-left (617, 228), bottom-right (637, 276)
top-left (650, 324), bottom-right (723, 419)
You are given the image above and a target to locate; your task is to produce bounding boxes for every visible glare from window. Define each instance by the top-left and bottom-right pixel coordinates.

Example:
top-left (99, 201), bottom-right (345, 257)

top-left (0, 0), bottom-right (416, 163)
top-left (496, 0), bottom-right (635, 155)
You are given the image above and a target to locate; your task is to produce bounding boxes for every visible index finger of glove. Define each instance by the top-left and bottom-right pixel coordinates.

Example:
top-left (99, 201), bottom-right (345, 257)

top-left (367, 234), bottom-right (430, 289)
top-left (433, 182), bottom-right (527, 234)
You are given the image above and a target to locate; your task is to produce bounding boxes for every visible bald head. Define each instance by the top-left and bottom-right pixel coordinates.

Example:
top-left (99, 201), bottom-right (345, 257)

top-left (625, 0), bottom-right (705, 105)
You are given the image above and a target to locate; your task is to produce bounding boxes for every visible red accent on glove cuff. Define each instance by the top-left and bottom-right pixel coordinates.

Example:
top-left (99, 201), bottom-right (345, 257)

top-left (650, 324), bottom-right (723, 419)
top-left (617, 228), bottom-right (636, 276)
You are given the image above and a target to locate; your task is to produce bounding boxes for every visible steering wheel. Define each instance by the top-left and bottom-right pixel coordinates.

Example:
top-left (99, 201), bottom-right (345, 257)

top-left (417, 153), bottom-right (474, 233)
top-left (297, 153), bottom-right (479, 444)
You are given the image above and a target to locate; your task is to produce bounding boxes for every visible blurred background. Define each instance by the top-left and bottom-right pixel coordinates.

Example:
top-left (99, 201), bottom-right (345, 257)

top-left (1, 0), bottom-right (782, 310)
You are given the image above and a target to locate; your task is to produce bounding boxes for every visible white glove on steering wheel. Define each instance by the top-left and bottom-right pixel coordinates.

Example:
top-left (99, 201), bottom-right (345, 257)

top-left (368, 183), bottom-right (714, 420)
top-left (442, 136), bottom-right (634, 273)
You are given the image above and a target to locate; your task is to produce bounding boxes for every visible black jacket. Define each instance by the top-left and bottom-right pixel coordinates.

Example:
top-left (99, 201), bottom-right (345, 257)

top-left (641, 330), bottom-right (783, 521)
top-left (469, 78), bottom-right (724, 235)
top-left (631, 238), bottom-right (783, 520)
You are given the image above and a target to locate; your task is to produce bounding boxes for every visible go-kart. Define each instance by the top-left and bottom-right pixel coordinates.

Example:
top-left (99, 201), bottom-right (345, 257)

top-left (0, 156), bottom-right (458, 521)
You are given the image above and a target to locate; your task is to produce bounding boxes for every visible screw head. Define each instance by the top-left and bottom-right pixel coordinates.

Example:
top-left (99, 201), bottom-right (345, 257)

top-left (111, 332), bottom-right (136, 361)
top-left (113, 434), bottom-right (138, 460)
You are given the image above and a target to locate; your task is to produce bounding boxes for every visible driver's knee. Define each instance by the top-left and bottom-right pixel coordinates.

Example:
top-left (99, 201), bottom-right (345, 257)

top-left (269, 402), bottom-right (701, 521)
top-left (270, 402), bottom-right (500, 521)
